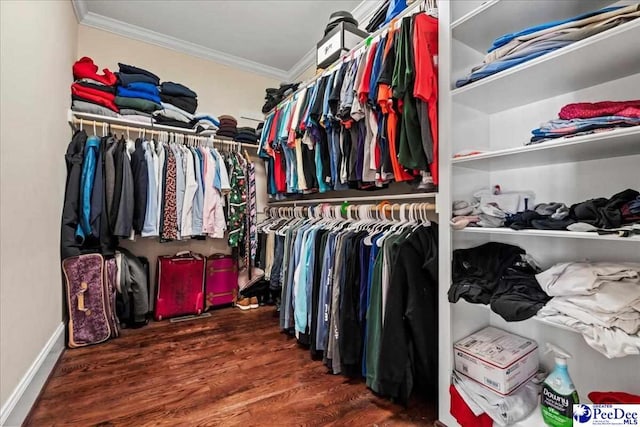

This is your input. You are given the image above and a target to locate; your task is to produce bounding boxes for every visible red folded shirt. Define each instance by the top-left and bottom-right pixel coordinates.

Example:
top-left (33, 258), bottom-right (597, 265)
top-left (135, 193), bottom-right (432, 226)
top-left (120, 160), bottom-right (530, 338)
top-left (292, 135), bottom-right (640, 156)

top-left (71, 83), bottom-right (118, 112)
top-left (559, 100), bottom-right (640, 120)
top-left (73, 57), bottom-right (117, 86)
top-left (589, 391), bottom-right (640, 404)
top-left (450, 384), bottom-right (493, 427)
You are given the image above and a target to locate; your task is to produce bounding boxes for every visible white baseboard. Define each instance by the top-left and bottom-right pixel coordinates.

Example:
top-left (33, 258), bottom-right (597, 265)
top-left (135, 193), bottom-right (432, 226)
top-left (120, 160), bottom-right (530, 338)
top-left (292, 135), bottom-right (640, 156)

top-left (0, 322), bottom-right (65, 427)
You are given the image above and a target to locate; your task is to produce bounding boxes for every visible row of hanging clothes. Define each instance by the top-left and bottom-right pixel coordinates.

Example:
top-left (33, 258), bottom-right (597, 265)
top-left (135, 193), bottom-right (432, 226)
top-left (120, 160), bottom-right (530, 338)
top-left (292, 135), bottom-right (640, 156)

top-left (61, 119), bottom-right (258, 261)
top-left (258, 5), bottom-right (439, 199)
top-left (256, 202), bottom-right (439, 404)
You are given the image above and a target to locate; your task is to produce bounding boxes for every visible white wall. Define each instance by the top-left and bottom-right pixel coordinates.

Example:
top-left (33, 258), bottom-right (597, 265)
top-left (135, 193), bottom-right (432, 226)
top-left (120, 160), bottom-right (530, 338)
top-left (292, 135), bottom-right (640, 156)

top-left (76, 25), bottom-right (278, 292)
top-left (0, 0), bottom-right (78, 410)
top-left (77, 25), bottom-right (277, 127)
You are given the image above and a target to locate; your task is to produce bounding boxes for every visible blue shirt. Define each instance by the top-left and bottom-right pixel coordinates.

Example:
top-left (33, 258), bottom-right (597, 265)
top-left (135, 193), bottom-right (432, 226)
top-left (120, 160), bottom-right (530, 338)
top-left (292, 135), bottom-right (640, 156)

top-left (76, 136), bottom-right (101, 242)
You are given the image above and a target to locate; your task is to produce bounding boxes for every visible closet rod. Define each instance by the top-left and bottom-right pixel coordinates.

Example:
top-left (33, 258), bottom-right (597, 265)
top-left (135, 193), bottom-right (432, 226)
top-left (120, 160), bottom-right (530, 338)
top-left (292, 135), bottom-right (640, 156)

top-left (267, 192), bottom-right (437, 205)
top-left (265, 201), bottom-right (436, 216)
top-left (269, 0), bottom-right (429, 114)
top-left (68, 111), bottom-right (259, 150)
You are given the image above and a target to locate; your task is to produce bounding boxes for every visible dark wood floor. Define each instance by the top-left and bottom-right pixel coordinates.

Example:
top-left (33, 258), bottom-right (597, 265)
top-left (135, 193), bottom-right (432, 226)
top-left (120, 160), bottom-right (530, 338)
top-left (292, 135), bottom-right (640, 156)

top-left (25, 307), bottom-right (437, 426)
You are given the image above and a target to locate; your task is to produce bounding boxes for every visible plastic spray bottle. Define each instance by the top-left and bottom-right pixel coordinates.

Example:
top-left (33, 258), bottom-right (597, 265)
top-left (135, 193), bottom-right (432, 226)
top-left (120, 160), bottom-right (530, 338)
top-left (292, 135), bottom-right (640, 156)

top-left (541, 343), bottom-right (579, 427)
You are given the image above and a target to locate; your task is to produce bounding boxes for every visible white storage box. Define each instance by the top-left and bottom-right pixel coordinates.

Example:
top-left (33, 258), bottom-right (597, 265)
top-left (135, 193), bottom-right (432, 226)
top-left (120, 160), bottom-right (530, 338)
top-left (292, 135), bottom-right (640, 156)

top-left (454, 326), bottom-right (539, 395)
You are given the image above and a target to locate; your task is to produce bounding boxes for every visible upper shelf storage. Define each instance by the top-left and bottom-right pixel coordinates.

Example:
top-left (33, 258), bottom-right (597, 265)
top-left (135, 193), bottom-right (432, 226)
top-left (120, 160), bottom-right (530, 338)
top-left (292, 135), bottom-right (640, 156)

top-left (451, 19), bottom-right (640, 113)
top-left (451, 126), bottom-right (640, 170)
top-left (451, 0), bottom-right (614, 52)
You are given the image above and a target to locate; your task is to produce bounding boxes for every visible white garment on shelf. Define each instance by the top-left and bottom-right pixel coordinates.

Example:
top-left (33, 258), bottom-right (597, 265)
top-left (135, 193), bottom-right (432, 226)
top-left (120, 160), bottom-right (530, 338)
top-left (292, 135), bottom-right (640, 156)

top-left (536, 308), bottom-right (640, 358)
top-left (540, 298), bottom-right (639, 335)
top-left (451, 371), bottom-right (539, 426)
top-left (536, 262), bottom-right (640, 296)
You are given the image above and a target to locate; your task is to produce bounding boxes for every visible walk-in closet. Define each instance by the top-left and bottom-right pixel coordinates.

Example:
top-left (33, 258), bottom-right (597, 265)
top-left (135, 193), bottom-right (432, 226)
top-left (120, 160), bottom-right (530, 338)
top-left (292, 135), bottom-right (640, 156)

top-left (1, 0), bottom-right (638, 426)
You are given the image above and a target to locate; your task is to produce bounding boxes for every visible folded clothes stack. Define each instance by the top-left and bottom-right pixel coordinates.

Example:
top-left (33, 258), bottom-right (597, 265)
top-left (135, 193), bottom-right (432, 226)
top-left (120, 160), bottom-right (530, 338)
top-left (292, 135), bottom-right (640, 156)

top-left (217, 115), bottom-right (238, 138)
top-left (451, 188), bottom-right (640, 236)
top-left (115, 63), bottom-right (162, 120)
top-left (456, 4), bottom-right (640, 87)
top-left (71, 57), bottom-right (119, 116)
top-left (234, 127), bottom-right (258, 144)
top-left (159, 81), bottom-right (198, 122)
top-left (529, 100), bottom-right (640, 144)
top-left (536, 262), bottom-right (640, 358)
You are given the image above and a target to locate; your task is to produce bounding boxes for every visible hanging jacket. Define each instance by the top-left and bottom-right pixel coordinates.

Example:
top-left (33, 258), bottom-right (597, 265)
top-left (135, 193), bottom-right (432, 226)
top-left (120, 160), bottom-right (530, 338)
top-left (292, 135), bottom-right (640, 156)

top-left (377, 225), bottom-right (439, 404)
top-left (114, 247), bottom-right (149, 326)
top-left (131, 139), bottom-right (149, 234)
top-left (61, 131), bottom-right (86, 259)
top-left (76, 135), bottom-right (101, 243)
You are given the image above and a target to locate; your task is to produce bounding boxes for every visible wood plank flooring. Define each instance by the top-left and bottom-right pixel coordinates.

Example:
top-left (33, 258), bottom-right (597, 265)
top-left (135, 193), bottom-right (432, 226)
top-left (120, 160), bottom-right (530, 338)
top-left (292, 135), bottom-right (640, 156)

top-left (25, 307), bottom-right (437, 426)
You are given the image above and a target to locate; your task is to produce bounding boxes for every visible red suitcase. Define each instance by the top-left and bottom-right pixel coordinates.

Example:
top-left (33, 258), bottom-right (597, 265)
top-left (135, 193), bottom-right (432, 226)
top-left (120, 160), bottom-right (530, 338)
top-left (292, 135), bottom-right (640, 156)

top-left (155, 251), bottom-right (205, 321)
top-left (205, 254), bottom-right (238, 310)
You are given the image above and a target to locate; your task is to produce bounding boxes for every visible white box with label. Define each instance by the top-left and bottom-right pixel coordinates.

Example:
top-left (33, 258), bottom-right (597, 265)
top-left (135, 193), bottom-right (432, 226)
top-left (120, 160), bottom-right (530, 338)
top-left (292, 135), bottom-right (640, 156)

top-left (454, 326), bottom-right (539, 395)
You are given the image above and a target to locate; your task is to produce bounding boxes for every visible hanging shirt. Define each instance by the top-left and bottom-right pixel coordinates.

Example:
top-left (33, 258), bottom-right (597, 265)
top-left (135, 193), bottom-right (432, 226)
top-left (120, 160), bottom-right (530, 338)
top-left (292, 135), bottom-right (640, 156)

top-left (180, 146), bottom-right (198, 237)
top-left (155, 142), bottom-right (165, 236)
top-left (190, 147), bottom-right (204, 236)
top-left (141, 140), bottom-right (159, 237)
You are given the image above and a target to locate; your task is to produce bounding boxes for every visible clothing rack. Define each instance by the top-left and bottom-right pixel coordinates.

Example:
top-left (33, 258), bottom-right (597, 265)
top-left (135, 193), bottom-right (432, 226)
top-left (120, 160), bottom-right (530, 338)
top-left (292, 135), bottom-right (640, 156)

top-left (267, 191), bottom-right (438, 206)
top-left (68, 110), bottom-right (260, 152)
top-left (269, 0), bottom-right (436, 114)
top-left (264, 201), bottom-right (436, 221)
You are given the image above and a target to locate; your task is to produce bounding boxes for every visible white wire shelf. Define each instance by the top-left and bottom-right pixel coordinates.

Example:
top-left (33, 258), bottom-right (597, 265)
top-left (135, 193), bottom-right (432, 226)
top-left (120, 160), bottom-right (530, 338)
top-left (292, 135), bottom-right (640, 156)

top-left (455, 227), bottom-right (640, 242)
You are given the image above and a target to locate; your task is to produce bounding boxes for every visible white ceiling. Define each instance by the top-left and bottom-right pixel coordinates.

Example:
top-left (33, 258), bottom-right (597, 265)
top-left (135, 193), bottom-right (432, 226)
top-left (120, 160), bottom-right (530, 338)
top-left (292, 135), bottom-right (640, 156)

top-left (72, 0), bottom-right (375, 80)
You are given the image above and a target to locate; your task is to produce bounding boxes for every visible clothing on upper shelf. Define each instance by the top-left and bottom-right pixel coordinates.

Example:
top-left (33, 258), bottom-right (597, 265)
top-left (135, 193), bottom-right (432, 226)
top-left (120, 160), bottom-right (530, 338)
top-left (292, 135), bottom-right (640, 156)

top-left (73, 57), bottom-right (117, 86)
top-left (536, 262), bottom-right (640, 358)
top-left (60, 129), bottom-right (257, 259)
top-left (559, 100), bottom-right (640, 120)
top-left (259, 10), bottom-right (438, 198)
top-left (118, 63), bottom-right (160, 85)
top-left (217, 115), bottom-right (238, 138)
top-left (456, 5), bottom-right (640, 87)
top-left (160, 81), bottom-right (197, 98)
top-left (234, 127), bottom-right (258, 144)
top-left (160, 93), bottom-right (197, 115)
top-left (449, 242), bottom-right (551, 321)
top-left (452, 188), bottom-right (640, 234)
top-left (72, 82), bottom-right (118, 112)
top-left (257, 211), bottom-right (438, 405)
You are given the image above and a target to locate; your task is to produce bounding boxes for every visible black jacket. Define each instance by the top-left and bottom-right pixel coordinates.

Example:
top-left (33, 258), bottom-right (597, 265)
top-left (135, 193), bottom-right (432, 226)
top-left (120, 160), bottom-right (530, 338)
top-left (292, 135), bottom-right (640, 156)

top-left (61, 131), bottom-right (86, 259)
top-left (449, 242), bottom-right (524, 304)
top-left (378, 225), bottom-right (439, 404)
top-left (130, 139), bottom-right (148, 234)
top-left (115, 247), bottom-right (149, 326)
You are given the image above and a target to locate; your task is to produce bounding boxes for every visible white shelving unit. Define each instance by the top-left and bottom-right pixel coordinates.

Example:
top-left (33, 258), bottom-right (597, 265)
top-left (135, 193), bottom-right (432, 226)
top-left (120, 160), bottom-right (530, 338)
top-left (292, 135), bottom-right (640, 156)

top-left (438, 1), bottom-right (640, 425)
top-left (455, 227), bottom-right (640, 242)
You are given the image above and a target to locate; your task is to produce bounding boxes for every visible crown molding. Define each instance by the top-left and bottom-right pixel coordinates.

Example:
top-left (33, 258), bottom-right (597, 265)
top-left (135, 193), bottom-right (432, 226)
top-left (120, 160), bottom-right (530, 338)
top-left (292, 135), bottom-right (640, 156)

top-left (286, 48), bottom-right (317, 82)
top-left (79, 11), bottom-right (289, 81)
top-left (73, 0), bottom-right (381, 82)
top-left (71, 0), bottom-right (88, 23)
top-left (285, 0), bottom-right (381, 81)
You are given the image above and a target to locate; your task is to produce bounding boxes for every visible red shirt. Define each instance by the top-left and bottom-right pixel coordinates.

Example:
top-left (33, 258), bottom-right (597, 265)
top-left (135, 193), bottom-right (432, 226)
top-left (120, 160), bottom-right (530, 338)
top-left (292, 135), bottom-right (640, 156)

top-left (73, 57), bottom-right (117, 86)
top-left (71, 83), bottom-right (118, 112)
top-left (413, 14), bottom-right (439, 184)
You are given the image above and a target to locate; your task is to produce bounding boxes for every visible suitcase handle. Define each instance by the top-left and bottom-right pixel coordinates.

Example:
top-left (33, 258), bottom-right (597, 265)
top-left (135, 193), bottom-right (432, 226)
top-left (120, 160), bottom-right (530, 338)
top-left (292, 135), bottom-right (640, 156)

top-left (175, 251), bottom-right (202, 260)
top-left (77, 282), bottom-right (91, 315)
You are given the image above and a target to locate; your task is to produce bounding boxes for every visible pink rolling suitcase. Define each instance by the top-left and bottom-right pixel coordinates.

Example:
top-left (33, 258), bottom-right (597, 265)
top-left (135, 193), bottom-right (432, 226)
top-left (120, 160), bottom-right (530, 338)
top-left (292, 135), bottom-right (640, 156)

top-left (155, 251), bottom-right (205, 320)
top-left (205, 254), bottom-right (238, 310)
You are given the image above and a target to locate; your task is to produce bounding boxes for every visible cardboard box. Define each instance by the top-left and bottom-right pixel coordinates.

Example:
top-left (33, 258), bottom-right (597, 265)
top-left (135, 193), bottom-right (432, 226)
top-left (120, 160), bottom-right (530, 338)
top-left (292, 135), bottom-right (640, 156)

top-left (454, 326), bottom-right (538, 395)
top-left (316, 22), bottom-right (368, 69)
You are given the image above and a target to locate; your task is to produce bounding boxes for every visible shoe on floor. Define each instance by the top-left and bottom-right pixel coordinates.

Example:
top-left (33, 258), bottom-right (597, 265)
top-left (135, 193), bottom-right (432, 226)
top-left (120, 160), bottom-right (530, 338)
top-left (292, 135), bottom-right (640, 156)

top-left (250, 297), bottom-right (259, 309)
top-left (236, 297), bottom-right (252, 311)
